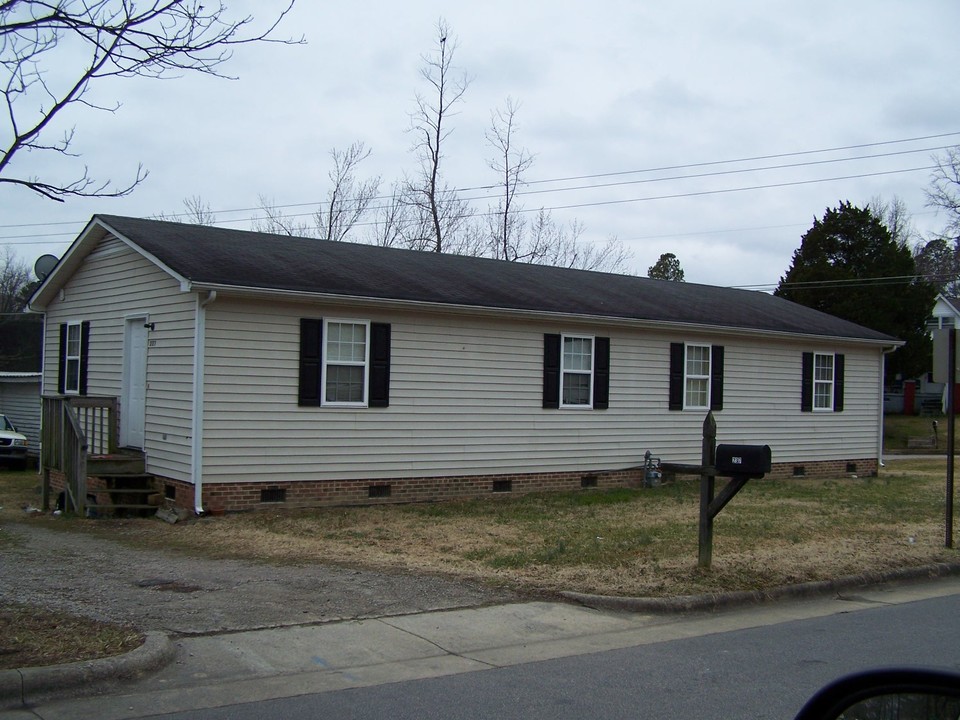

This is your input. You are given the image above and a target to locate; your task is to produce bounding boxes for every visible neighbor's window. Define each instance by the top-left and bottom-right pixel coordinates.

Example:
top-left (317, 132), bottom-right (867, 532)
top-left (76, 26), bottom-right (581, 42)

top-left (813, 353), bottom-right (834, 410)
top-left (684, 343), bottom-right (711, 409)
top-left (64, 321), bottom-right (82, 394)
top-left (322, 320), bottom-right (369, 405)
top-left (561, 335), bottom-right (593, 407)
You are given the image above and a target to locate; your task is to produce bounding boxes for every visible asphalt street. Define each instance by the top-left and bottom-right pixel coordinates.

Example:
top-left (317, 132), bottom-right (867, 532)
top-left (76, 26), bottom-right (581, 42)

top-left (8, 576), bottom-right (960, 720)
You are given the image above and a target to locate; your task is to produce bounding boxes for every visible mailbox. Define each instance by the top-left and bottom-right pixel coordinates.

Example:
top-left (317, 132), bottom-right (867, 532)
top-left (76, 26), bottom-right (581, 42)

top-left (715, 444), bottom-right (771, 478)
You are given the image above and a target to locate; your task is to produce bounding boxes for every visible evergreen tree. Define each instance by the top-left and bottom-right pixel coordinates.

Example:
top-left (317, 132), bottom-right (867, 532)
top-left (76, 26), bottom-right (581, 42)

top-left (647, 253), bottom-right (685, 281)
top-left (775, 201), bottom-right (935, 382)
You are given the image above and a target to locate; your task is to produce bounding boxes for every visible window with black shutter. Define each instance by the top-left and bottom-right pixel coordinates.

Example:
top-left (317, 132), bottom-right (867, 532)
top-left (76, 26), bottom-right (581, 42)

top-left (58, 320), bottom-right (89, 395)
top-left (543, 333), bottom-right (609, 409)
top-left (801, 351), bottom-right (844, 412)
top-left (298, 318), bottom-right (391, 408)
top-left (669, 342), bottom-right (724, 411)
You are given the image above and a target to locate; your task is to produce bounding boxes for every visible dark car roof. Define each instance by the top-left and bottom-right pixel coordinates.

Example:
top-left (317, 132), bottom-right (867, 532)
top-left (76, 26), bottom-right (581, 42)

top-left (95, 214), bottom-right (896, 343)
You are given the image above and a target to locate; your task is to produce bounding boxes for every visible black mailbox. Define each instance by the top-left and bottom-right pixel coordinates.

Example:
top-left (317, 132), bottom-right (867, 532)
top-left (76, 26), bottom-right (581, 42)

top-left (715, 444), bottom-right (771, 478)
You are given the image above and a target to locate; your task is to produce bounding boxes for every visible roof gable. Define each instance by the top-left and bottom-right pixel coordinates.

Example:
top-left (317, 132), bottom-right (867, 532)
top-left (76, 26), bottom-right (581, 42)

top-left (36, 214), bottom-right (900, 344)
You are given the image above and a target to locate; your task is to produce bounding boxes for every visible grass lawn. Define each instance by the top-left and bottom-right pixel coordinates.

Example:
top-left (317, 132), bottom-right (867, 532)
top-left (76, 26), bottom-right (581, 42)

top-left (884, 413), bottom-right (953, 452)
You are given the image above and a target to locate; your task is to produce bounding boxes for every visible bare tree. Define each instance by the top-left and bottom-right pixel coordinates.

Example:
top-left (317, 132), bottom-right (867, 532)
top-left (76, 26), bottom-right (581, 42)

top-left (153, 195), bottom-right (218, 225)
top-left (1, 0), bottom-right (302, 202)
top-left (314, 142), bottom-right (380, 242)
top-left (405, 18), bottom-right (471, 253)
top-left (485, 97), bottom-right (533, 261)
top-left (368, 180), bottom-right (414, 248)
top-left (869, 195), bottom-right (916, 248)
top-left (927, 146), bottom-right (960, 235)
top-left (252, 194), bottom-right (313, 237)
top-left (914, 236), bottom-right (960, 295)
top-left (481, 98), bottom-right (631, 273)
top-left (255, 142), bottom-right (380, 242)
top-left (0, 247), bottom-right (31, 314)
top-left (518, 209), bottom-right (632, 272)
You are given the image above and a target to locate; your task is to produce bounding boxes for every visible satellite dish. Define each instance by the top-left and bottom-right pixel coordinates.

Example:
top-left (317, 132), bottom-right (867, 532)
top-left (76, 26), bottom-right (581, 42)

top-left (34, 254), bottom-right (58, 280)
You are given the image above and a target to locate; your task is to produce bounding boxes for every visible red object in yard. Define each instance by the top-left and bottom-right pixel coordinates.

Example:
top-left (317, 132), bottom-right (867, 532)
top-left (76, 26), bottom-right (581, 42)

top-left (903, 380), bottom-right (916, 416)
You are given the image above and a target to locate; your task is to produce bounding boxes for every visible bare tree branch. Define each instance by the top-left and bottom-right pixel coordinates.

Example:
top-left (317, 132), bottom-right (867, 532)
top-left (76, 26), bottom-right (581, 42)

top-left (927, 146), bottom-right (960, 235)
top-left (1, 0), bottom-right (303, 201)
top-left (314, 141), bottom-right (380, 242)
top-left (405, 17), bottom-right (471, 252)
top-left (252, 195), bottom-right (314, 237)
top-left (152, 194), bottom-right (217, 225)
top-left (485, 96), bottom-right (534, 261)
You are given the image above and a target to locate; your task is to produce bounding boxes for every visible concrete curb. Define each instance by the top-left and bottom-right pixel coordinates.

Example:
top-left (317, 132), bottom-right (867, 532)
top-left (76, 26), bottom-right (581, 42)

top-left (561, 562), bottom-right (960, 614)
top-left (0, 631), bottom-right (175, 710)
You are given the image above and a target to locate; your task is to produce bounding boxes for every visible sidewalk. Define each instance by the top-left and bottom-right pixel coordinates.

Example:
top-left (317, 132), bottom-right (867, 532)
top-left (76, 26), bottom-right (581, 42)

top-left (6, 575), bottom-right (960, 720)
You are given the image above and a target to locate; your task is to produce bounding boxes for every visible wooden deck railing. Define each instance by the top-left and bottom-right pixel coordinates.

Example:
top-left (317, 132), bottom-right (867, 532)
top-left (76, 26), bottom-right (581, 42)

top-left (41, 396), bottom-right (119, 515)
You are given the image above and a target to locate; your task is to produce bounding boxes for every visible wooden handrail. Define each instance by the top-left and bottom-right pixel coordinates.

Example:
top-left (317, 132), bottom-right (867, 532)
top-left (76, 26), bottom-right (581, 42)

top-left (41, 396), bottom-right (117, 515)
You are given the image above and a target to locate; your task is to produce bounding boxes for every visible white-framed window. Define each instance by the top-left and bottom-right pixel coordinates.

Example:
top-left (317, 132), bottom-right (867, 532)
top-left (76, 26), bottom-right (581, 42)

top-left (561, 334), bottom-right (593, 407)
top-left (64, 321), bottom-right (82, 394)
top-left (321, 319), bottom-right (369, 406)
top-left (684, 343), bottom-right (711, 409)
top-left (813, 353), bottom-right (834, 411)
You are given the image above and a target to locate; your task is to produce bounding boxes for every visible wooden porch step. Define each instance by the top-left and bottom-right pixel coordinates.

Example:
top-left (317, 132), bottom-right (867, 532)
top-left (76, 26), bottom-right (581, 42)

top-left (89, 450), bottom-right (145, 476)
top-left (91, 472), bottom-right (158, 517)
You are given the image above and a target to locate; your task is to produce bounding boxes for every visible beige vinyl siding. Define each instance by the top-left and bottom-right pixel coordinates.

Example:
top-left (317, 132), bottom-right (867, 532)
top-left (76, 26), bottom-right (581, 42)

top-left (41, 236), bottom-right (197, 480)
top-left (200, 297), bottom-right (884, 485)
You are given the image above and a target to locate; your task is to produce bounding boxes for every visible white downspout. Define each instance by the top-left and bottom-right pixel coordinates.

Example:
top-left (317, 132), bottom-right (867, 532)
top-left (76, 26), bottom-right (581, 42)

top-left (878, 346), bottom-right (897, 469)
top-left (191, 290), bottom-right (217, 514)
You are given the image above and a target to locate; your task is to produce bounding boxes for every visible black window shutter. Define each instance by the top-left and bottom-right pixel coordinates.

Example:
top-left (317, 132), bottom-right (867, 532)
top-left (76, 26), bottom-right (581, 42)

top-left (801, 352), bottom-right (814, 412)
top-left (593, 337), bottom-right (610, 409)
top-left (298, 319), bottom-right (322, 406)
top-left (57, 323), bottom-right (67, 394)
top-left (369, 322), bottom-right (391, 408)
top-left (543, 334), bottom-right (561, 409)
top-left (833, 353), bottom-right (845, 412)
top-left (710, 345), bottom-right (724, 411)
top-left (79, 321), bottom-right (90, 396)
top-left (668, 342), bottom-right (684, 411)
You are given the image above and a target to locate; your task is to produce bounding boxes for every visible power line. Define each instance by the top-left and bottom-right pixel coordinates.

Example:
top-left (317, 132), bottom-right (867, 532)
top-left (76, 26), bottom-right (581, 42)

top-left (0, 163), bottom-right (939, 245)
top-left (1, 130), bottom-right (956, 234)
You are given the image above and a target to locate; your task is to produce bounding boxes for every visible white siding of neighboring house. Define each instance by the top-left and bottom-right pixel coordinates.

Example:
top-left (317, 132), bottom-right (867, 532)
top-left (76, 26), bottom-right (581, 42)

top-left (0, 375), bottom-right (42, 453)
top-left (198, 295), bottom-right (885, 486)
top-left (929, 296), bottom-right (960, 330)
top-left (40, 236), bottom-right (197, 481)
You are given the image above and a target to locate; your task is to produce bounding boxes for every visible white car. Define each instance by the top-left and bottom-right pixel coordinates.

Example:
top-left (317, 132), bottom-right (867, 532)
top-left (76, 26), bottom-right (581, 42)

top-left (0, 413), bottom-right (28, 470)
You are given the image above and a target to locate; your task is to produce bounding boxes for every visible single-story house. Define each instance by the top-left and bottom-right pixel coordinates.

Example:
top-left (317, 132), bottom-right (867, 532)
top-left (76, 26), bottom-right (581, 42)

top-left (0, 372), bottom-right (41, 455)
top-left (28, 215), bottom-right (901, 513)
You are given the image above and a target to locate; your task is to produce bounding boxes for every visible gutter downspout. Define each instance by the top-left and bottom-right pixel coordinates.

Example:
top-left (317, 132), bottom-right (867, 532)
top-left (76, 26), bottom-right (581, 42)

top-left (191, 290), bottom-right (217, 514)
top-left (878, 346), bottom-right (897, 469)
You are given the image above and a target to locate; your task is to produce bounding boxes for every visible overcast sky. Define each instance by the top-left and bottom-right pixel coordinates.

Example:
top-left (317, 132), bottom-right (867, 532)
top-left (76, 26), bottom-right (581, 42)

top-left (3, 0), bottom-right (959, 289)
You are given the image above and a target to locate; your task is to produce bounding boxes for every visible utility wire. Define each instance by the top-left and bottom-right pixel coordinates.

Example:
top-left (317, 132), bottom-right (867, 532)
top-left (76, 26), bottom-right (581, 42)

top-left (1, 130), bottom-right (956, 233)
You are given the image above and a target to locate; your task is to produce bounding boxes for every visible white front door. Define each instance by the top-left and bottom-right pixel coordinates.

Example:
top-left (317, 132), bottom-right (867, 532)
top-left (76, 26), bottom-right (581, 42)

top-left (121, 317), bottom-right (148, 449)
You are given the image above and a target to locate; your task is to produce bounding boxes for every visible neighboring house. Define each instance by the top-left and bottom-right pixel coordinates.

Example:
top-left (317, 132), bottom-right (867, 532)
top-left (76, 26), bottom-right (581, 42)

top-left (928, 294), bottom-right (960, 332)
top-left (0, 372), bottom-right (41, 455)
top-left (28, 215), bottom-right (901, 513)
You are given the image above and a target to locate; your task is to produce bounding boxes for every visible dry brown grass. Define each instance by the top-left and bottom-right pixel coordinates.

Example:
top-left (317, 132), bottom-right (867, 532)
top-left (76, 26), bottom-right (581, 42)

top-left (3, 459), bottom-right (959, 602)
top-left (4, 459), bottom-right (950, 600)
top-left (0, 604), bottom-right (142, 670)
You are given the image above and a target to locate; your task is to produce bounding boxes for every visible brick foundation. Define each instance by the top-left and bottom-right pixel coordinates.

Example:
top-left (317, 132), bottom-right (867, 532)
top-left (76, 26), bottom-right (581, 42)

top-left (147, 457), bottom-right (878, 513)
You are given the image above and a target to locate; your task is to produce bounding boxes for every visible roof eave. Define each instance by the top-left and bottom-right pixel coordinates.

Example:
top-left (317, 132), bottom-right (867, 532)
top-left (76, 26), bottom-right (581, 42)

top-left (186, 281), bottom-right (901, 348)
top-left (27, 216), bottom-right (191, 312)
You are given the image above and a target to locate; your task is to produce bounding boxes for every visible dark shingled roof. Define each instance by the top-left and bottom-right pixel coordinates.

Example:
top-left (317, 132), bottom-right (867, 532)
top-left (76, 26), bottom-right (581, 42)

top-left (95, 214), bottom-right (896, 343)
